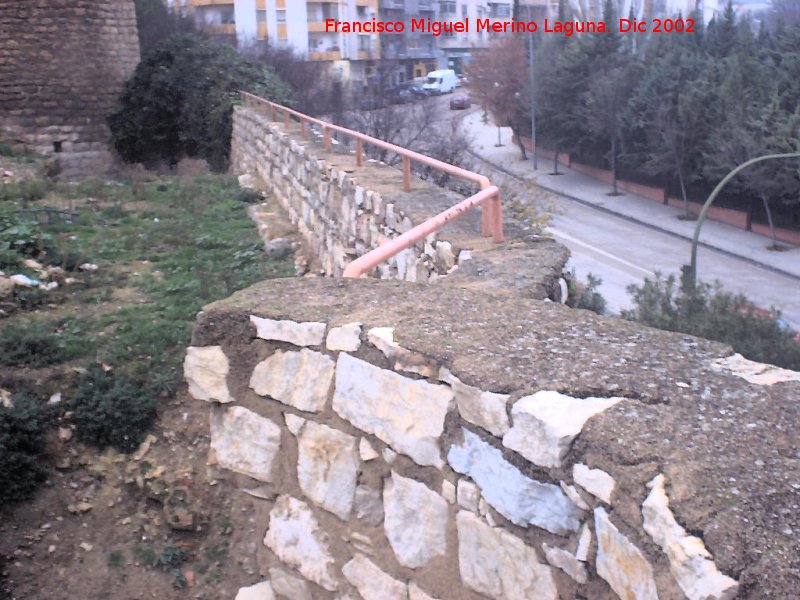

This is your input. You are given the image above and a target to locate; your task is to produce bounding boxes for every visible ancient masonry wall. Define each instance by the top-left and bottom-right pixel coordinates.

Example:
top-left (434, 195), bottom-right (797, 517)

top-left (231, 106), bottom-right (461, 280)
top-left (0, 0), bottom-right (140, 179)
top-left (184, 296), bottom-right (745, 600)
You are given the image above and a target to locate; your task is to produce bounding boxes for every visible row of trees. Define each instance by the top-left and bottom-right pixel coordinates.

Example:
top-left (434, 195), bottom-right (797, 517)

top-left (468, 1), bottom-right (800, 230)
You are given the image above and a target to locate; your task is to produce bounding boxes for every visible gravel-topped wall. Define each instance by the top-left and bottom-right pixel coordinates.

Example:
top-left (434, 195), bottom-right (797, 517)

top-left (181, 278), bottom-right (800, 600)
top-left (230, 105), bottom-right (469, 281)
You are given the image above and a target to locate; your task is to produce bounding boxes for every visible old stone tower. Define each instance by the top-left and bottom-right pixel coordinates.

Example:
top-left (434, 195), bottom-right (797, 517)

top-left (0, 0), bottom-right (140, 179)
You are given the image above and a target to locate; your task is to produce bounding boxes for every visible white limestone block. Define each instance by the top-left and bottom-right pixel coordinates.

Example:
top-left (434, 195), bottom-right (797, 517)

top-left (268, 567), bottom-right (311, 600)
top-left (354, 485), bottom-right (384, 527)
top-left (210, 406), bottom-right (281, 482)
top-left (250, 315), bottom-right (326, 347)
top-left (384, 472), bottom-right (449, 568)
top-left (457, 511), bottom-right (558, 600)
top-left (297, 422), bottom-right (359, 520)
top-left (503, 391), bottom-right (624, 468)
top-left (263, 495), bottom-right (338, 591)
top-left (595, 507), bottom-right (658, 600)
top-left (342, 554), bottom-right (406, 600)
top-left (711, 353), bottom-right (800, 386)
top-left (408, 583), bottom-right (437, 600)
top-left (576, 522), bottom-right (592, 561)
top-left (448, 429), bottom-right (581, 534)
top-left (235, 580), bottom-right (275, 600)
top-left (642, 474), bottom-right (739, 600)
top-left (573, 463), bottom-right (616, 504)
top-left (358, 438), bottom-right (379, 461)
top-left (560, 482), bottom-right (590, 511)
top-left (439, 368), bottom-right (510, 437)
top-left (250, 349), bottom-right (335, 412)
top-left (184, 346), bottom-right (233, 403)
top-left (367, 327), bottom-right (438, 377)
top-left (332, 353), bottom-right (453, 468)
top-left (367, 326), bottom-right (397, 358)
top-left (326, 323), bottom-right (362, 352)
top-left (457, 479), bottom-right (480, 512)
top-left (441, 480), bottom-right (456, 504)
top-left (542, 543), bottom-right (588, 584)
top-left (284, 413), bottom-right (306, 436)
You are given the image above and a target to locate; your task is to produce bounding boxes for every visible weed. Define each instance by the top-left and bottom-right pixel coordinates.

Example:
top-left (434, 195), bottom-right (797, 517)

top-left (107, 550), bottom-right (125, 567)
top-left (567, 272), bottom-right (607, 315)
top-left (0, 389), bottom-right (54, 505)
top-left (132, 542), bottom-right (157, 566)
top-left (0, 319), bottom-right (90, 368)
top-left (218, 516), bottom-right (233, 536)
top-left (70, 366), bottom-right (158, 453)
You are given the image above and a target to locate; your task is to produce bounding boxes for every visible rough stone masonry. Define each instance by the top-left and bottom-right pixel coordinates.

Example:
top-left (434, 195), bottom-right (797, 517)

top-left (0, 0), bottom-right (140, 179)
top-left (185, 278), bottom-right (799, 600)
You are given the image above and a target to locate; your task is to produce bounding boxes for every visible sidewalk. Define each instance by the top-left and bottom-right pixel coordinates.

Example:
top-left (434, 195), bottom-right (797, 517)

top-left (462, 111), bottom-right (800, 281)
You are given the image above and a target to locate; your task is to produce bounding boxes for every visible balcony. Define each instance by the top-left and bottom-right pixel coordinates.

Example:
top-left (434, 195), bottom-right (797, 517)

top-left (309, 50), bottom-right (342, 61)
top-left (189, 0), bottom-right (234, 6)
top-left (308, 21), bottom-right (332, 32)
top-left (203, 23), bottom-right (236, 35)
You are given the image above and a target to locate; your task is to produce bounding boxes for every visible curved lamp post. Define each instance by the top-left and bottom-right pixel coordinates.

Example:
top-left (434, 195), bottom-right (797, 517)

top-left (687, 152), bottom-right (800, 286)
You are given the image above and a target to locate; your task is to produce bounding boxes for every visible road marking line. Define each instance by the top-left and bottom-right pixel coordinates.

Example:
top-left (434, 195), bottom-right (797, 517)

top-left (550, 227), bottom-right (656, 277)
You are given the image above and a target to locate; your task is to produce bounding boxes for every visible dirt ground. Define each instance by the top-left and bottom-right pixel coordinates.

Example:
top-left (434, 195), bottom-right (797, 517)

top-left (0, 382), bottom-right (276, 600)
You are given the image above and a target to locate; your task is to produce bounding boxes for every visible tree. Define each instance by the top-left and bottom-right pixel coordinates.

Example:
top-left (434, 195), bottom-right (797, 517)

top-left (466, 36), bottom-right (531, 159)
top-left (109, 36), bottom-right (292, 171)
top-left (133, 0), bottom-right (195, 56)
top-left (624, 32), bottom-right (715, 216)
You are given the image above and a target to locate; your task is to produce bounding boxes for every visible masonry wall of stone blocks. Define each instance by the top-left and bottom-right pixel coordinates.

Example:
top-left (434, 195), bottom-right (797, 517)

top-left (230, 106), bottom-right (460, 280)
top-left (184, 282), bottom-right (750, 600)
top-left (0, 0), bottom-right (140, 179)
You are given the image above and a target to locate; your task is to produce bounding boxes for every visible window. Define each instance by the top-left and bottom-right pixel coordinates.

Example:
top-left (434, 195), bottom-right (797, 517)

top-left (440, 1), bottom-right (456, 15)
top-left (276, 9), bottom-right (286, 23)
top-left (358, 35), bottom-right (370, 51)
top-left (257, 9), bottom-right (267, 23)
top-left (462, 4), bottom-right (468, 18)
top-left (488, 3), bottom-right (511, 18)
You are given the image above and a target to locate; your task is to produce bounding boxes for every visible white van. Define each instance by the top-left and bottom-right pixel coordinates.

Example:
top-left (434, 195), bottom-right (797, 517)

top-left (422, 69), bottom-right (458, 95)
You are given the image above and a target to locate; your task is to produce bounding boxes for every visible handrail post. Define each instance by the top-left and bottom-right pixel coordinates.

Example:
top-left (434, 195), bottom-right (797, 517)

top-left (270, 104), bottom-right (276, 121)
top-left (356, 138), bottom-right (363, 167)
top-left (301, 119), bottom-right (307, 138)
top-left (323, 126), bottom-right (331, 150)
top-left (284, 111), bottom-right (290, 129)
top-left (402, 156), bottom-right (411, 192)
top-left (492, 190), bottom-right (504, 243)
top-left (481, 202), bottom-right (492, 237)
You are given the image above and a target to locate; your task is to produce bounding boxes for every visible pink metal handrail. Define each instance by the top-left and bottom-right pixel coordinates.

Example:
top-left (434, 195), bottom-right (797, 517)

top-left (239, 91), bottom-right (504, 277)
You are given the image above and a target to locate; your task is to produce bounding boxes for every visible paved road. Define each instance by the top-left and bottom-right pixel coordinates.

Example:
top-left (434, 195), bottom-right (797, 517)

top-left (447, 104), bottom-right (800, 329)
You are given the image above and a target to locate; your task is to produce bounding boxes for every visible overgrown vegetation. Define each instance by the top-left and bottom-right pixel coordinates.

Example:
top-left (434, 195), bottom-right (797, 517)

top-left (567, 273), bottom-right (607, 315)
top-left (109, 36), bottom-right (292, 171)
top-left (0, 390), bottom-right (53, 504)
top-left (70, 367), bottom-right (159, 453)
top-left (0, 174), bottom-right (295, 504)
top-left (623, 270), bottom-right (800, 370)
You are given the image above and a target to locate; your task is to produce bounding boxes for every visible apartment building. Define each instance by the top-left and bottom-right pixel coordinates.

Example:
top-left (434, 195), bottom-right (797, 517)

top-left (167, 1), bottom-right (381, 84)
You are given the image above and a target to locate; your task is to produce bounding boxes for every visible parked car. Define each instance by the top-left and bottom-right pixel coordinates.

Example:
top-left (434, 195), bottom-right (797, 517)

top-left (395, 83), bottom-right (428, 103)
top-left (449, 93), bottom-right (471, 110)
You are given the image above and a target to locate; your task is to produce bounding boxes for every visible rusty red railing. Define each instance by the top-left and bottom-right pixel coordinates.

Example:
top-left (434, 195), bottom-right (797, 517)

top-left (239, 91), bottom-right (504, 278)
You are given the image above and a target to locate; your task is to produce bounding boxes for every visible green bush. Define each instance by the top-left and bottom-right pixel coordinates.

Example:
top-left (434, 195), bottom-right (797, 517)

top-left (71, 367), bottom-right (159, 453)
top-left (108, 35), bottom-right (292, 171)
top-left (0, 390), bottom-right (53, 505)
top-left (567, 272), bottom-right (607, 315)
top-left (623, 270), bottom-right (800, 370)
top-left (0, 319), bottom-right (88, 368)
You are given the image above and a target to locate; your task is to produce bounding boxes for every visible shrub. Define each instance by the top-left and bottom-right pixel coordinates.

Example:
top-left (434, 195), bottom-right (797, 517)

top-left (567, 272), bottom-right (607, 315)
top-left (109, 35), bottom-right (292, 171)
top-left (71, 367), bottom-right (158, 453)
top-left (0, 320), bottom-right (78, 368)
top-left (0, 390), bottom-right (53, 505)
top-left (623, 269), bottom-right (800, 370)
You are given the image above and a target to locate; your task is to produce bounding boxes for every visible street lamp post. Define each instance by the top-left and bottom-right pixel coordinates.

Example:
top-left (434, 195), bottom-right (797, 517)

top-left (686, 151), bottom-right (800, 286)
top-left (528, 31), bottom-right (537, 170)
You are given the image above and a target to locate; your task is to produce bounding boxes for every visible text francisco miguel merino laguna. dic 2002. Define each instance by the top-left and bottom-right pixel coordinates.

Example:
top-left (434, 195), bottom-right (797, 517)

top-left (326, 17), bottom-right (697, 36)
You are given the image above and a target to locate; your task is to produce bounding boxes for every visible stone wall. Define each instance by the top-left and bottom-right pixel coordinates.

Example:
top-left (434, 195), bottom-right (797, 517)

top-left (178, 278), bottom-right (800, 600)
top-left (0, 0), bottom-right (140, 179)
top-left (231, 105), bottom-right (477, 282)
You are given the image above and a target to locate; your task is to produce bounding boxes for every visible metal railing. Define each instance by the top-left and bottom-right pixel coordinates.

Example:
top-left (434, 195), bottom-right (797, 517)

top-left (239, 91), bottom-right (504, 277)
